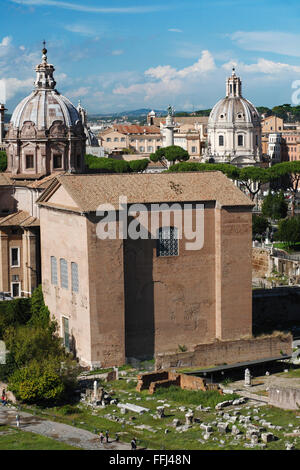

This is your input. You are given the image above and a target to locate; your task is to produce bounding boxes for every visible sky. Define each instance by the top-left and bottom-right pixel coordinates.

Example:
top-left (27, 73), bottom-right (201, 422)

top-left (2, 0), bottom-right (300, 114)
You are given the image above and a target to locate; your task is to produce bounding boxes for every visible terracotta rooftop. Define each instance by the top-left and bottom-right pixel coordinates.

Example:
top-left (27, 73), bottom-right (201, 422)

top-left (112, 125), bottom-right (160, 135)
top-left (38, 171), bottom-right (253, 212)
top-left (0, 210), bottom-right (39, 227)
top-left (0, 172), bottom-right (66, 189)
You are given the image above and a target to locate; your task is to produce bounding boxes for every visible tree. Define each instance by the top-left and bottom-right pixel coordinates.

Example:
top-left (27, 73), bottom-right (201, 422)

top-left (28, 285), bottom-right (52, 330)
top-left (269, 161), bottom-right (300, 216)
top-left (252, 214), bottom-right (270, 240)
top-left (276, 216), bottom-right (300, 247)
top-left (128, 159), bottom-right (149, 173)
top-left (3, 325), bottom-right (66, 370)
top-left (261, 191), bottom-right (288, 220)
top-left (167, 161), bottom-right (240, 180)
top-left (0, 298), bottom-right (31, 339)
top-left (85, 154), bottom-right (149, 173)
top-left (150, 146), bottom-right (189, 168)
top-left (8, 357), bottom-right (77, 405)
top-left (237, 167), bottom-right (270, 201)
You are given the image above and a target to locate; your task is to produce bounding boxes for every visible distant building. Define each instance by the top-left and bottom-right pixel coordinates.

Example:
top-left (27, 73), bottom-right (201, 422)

top-left (207, 68), bottom-right (262, 167)
top-left (0, 45), bottom-right (87, 298)
top-left (281, 131), bottom-right (300, 161)
top-left (99, 124), bottom-right (162, 154)
top-left (77, 101), bottom-right (104, 158)
top-left (268, 133), bottom-right (281, 164)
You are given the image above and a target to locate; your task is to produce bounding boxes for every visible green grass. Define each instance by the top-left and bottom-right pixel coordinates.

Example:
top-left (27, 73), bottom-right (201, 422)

top-left (0, 426), bottom-right (79, 450)
top-left (14, 377), bottom-right (300, 450)
top-left (153, 385), bottom-right (239, 407)
top-left (273, 242), bottom-right (300, 253)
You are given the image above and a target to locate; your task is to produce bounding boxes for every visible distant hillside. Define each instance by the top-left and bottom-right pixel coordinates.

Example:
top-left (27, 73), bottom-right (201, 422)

top-left (89, 109), bottom-right (166, 118)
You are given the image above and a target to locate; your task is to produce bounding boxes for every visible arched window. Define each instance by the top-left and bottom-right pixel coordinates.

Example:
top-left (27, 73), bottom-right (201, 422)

top-left (238, 135), bottom-right (244, 146)
top-left (157, 227), bottom-right (178, 257)
top-left (219, 135), bottom-right (224, 146)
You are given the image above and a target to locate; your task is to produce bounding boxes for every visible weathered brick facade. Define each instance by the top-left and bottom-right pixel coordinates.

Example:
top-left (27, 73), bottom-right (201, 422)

top-left (38, 172), bottom-right (255, 368)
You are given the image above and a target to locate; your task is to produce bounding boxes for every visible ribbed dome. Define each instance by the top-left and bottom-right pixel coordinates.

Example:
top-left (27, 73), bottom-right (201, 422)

top-left (10, 45), bottom-right (80, 131)
top-left (208, 96), bottom-right (260, 127)
top-left (11, 90), bottom-right (81, 130)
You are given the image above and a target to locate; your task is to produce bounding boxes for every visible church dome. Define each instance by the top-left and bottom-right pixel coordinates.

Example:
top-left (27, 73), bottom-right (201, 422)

top-left (206, 68), bottom-right (262, 167)
top-left (11, 91), bottom-right (81, 130)
top-left (5, 44), bottom-right (86, 177)
top-left (208, 69), bottom-right (260, 127)
top-left (10, 46), bottom-right (81, 131)
top-left (208, 96), bottom-right (260, 127)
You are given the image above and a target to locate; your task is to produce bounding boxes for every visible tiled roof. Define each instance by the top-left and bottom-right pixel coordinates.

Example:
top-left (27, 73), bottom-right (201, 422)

top-left (3, 172), bottom-right (66, 189)
top-left (38, 171), bottom-right (253, 212)
top-left (0, 210), bottom-right (39, 227)
top-left (113, 125), bottom-right (160, 135)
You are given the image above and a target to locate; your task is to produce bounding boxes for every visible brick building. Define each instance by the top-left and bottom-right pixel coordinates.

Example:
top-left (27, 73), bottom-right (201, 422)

top-left (37, 171), bottom-right (253, 368)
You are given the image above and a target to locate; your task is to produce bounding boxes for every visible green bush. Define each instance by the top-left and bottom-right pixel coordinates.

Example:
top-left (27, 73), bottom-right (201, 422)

top-left (8, 358), bottom-right (66, 404)
top-left (0, 298), bottom-right (31, 339)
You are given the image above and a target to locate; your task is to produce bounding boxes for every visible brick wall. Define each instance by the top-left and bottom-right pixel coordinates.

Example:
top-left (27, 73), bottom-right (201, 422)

top-left (155, 334), bottom-right (292, 370)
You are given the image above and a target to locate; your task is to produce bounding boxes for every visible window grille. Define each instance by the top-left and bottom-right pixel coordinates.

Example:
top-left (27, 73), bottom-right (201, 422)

top-left (157, 227), bottom-right (178, 257)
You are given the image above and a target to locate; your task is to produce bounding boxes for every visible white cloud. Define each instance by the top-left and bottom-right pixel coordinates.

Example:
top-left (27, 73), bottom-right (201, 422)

top-left (230, 31), bottom-right (300, 58)
top-left (168, 28), bottom-right (183, 33)
top-left (113, 50), bottom-right (216, 101)
top-left (64, 24), bottom-right (98, 37)
top-left (111, 50), bottom-right (124, 56)
top-left (67, 87), bottom-right (91, 98)
top-left (223, 58), bottom-right (300, 75)
top-left (0, 37), bottom-right (12, 47)
top-left (10, 0), bottom-right (169, 14)
top-left (1, 77), bottom-right (33, 102)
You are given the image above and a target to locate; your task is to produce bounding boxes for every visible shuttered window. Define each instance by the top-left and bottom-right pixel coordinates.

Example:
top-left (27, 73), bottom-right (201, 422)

top-left (71, 262), bottom-right (79, 293)
top-left (60, 258), bottom-right (68, 289)
top-left (51, 256), bottom-right (58, 285)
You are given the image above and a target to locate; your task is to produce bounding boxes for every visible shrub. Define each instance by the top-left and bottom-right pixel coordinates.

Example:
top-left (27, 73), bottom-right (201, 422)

top-left (8, 358), bottom-right (66, 404)
top-left (0, 298), bottom-right (31, 339)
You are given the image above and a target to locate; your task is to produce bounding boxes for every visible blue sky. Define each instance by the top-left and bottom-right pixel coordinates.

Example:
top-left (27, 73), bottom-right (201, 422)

top-left (2, 0), bottom-right (300, 113)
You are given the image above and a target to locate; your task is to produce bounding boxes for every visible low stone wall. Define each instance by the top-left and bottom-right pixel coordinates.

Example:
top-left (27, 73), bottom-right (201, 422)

top-left (155, 334), bottom-right (292, 370)
top-left (137, 370), bottom-right (219, 394)
top-left (149, 378), bottom-right (180, 394)
top-left (136, 371), bottom-right (169, 392)
top-left (269, 385), bottom-right (300, 410)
